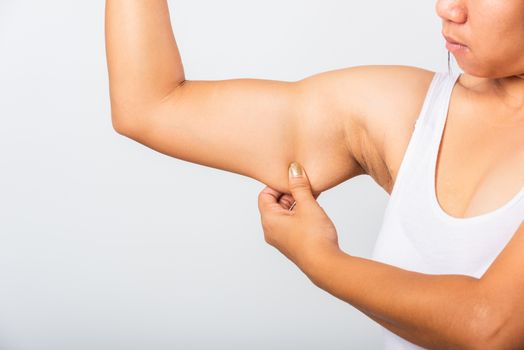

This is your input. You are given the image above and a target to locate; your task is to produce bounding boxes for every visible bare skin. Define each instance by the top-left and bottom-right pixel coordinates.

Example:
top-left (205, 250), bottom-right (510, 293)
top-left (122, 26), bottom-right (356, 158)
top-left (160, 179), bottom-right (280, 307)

top-left (105, 0), bottom-right (524, 347)
top-left (105, 1), bottom-right (524, 220)
top-left (432, 74), bottom-right (524, 219)
top-left (432, 0), bottom-right (524, 218)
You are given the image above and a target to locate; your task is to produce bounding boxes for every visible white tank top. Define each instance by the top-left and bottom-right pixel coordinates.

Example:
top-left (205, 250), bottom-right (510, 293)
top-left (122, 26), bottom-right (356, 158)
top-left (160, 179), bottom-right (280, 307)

top-left (370, 70), bottom-right (524, 349)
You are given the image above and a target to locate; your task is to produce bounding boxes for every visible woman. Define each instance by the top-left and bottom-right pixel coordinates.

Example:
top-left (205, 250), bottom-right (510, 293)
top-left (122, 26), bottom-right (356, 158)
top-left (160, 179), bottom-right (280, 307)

top-left (105, 1), bottom-right (524, 348)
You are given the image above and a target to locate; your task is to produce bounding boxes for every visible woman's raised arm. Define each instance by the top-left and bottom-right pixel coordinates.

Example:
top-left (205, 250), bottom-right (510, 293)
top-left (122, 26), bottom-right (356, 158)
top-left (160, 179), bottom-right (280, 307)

top-left (104, 0), bottom-right (368, 195)
top-left (105, 1), bottom-right (432, 196)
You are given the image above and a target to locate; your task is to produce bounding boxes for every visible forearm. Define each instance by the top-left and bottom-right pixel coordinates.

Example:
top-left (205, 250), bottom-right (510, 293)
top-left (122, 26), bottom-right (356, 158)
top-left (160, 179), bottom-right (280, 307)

top-left (104, 0), bottom-right (184, 120)
top-left (305, 250), bottom-right (490, 349)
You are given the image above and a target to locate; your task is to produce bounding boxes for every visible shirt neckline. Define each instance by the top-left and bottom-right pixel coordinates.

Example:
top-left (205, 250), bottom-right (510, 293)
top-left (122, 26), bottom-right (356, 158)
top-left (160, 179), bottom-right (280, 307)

top-left (428, 71), bottom-right (524, 224)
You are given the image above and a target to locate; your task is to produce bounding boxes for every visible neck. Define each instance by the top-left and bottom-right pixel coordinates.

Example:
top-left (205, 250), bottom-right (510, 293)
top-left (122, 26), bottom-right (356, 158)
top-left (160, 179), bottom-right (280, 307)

top-left (482, 74), bottom-right (524, 112)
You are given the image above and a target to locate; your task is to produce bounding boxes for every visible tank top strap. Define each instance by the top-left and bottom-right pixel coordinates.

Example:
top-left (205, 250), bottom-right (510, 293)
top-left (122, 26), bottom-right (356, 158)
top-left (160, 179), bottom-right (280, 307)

top-left (388, 70), bottom-right (460, 203)
top-left (416, 70), bottom-right (461, 133)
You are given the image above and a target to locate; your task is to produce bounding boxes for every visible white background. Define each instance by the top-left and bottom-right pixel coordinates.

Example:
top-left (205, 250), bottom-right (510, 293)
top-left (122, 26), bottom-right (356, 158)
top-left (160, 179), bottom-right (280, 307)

top-left (0, 1), bottom-right (455, 349)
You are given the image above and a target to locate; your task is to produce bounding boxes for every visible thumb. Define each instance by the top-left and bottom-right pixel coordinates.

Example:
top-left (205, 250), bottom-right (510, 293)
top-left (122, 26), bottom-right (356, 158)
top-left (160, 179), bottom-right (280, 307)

top-left (288, 161), bottom-right (316, 207)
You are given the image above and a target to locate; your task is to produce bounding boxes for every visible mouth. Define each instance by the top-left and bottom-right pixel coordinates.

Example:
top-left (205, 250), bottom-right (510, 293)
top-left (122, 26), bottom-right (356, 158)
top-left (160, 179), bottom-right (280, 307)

top-left (442, 32), bottom-right (469, 53)
top-left (442, 32), bottom-right (467, 47)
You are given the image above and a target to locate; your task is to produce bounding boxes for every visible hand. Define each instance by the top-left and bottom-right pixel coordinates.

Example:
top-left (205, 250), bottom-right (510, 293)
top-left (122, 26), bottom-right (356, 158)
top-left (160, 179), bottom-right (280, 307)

top-left (257, 161), bottom-right (341, 273)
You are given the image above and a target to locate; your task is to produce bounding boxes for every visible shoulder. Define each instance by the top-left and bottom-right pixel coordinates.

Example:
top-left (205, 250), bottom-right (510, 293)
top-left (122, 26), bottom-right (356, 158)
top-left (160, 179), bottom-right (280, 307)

top-left (343, 65), bottom-right (437, 193)
top-left (295, 64), bottom-right (437, 193)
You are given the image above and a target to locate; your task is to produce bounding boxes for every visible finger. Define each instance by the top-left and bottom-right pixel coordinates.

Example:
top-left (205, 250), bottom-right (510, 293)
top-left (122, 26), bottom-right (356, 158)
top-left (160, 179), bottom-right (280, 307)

top-left (261, 186), bottom-right (282, 199)
top-left (288, 162), bottom-right (316, 206)
top-left (278, 194), bottom-right (295, 210)
top-left (258, 186), bottom-right (282, 211)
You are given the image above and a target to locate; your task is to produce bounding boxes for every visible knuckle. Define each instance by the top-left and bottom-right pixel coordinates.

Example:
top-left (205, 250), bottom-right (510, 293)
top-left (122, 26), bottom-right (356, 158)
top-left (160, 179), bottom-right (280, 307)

top-left (263, 231), bottom-right (274, 245)
top-left (289, 182), bottom-right (305, 190)
top-left (257, 194), bottom-right (264, 207)
top-left (290, 183), bottom-right (310, 194)
top-left (260, 217), bottom-right (271, 231)
top-left (261, 221), bottom-right (274, 244)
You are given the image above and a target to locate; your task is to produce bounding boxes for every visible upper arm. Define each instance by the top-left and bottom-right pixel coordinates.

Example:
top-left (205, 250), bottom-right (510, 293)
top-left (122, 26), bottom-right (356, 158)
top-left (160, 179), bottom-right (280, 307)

top-left (476, 220), bottom-right (524, 349)
top-left (112, 64), bottom-right (433, 196)
top-left (114, 69), bottom-right (368, 195)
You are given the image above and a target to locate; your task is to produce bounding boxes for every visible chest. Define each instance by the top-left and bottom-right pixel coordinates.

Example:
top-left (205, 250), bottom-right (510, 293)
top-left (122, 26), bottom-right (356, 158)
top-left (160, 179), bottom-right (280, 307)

top-left (387, 92), bottom-right (524, 219)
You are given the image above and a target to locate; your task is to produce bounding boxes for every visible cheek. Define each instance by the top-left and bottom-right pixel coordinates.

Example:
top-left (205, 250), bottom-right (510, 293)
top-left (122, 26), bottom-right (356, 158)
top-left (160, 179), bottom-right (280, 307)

top-left (481, 3), bottom-right (524, 56)
top-left (453, 2), bottom-right (524, 76)
top-left (487, 29), bottom-right (524, 64)
top-left (467, 21), bottom-right (512, 62)
top-left (450, 30), bottom-right (501, 76)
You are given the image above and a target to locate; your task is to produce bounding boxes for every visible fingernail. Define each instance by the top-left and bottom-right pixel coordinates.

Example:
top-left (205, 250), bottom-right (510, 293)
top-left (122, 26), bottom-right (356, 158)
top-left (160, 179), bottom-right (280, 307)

top-left (289, 161), bottom-right (303, 177)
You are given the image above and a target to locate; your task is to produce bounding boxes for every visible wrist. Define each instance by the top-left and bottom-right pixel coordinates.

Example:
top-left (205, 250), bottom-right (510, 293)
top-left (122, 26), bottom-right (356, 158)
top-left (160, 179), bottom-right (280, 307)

top-left (302, 243), bottom-right (346, 287)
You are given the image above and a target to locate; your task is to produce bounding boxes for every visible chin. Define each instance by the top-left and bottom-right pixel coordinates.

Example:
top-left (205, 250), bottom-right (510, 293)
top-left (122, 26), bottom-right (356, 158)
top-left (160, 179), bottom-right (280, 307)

top-left (460, 55), bottom-right (520, 79)
top-left (454, 59), bottom-right (496, 78)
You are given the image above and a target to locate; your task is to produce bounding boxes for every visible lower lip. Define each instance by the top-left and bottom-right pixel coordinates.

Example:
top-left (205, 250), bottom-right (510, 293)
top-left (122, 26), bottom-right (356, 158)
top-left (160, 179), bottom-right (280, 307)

top-left (446, 40), bottom-right (469, 53)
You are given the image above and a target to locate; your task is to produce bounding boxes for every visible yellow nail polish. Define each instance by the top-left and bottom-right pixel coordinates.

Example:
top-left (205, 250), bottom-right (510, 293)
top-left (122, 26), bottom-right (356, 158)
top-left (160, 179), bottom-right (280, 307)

top-left (289, 162), bottom-right (303, 177)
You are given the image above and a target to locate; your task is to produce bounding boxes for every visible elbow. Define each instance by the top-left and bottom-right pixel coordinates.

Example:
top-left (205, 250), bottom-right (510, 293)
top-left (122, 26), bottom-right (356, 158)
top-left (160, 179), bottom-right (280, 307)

top-left (476, 320), bottom-right (520, 350)
top-left (467, 324), bottom-right (501, 350)
top-left (469, 328), bottom-right (508, 350)
top-left (110, 107), bottom-right (144, 138)
top-left (108, 97), bottom-right (148, 137)
top-left (466, 303), bottom-right (509, 350)
top-left (111, 115), bottom-right (135, 137)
